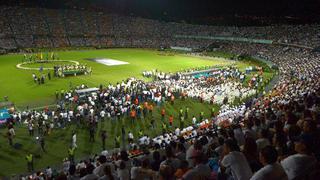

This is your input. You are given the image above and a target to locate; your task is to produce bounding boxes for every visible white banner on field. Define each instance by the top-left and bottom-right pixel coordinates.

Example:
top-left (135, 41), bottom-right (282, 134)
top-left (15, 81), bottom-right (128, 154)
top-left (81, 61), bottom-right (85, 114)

top-left (95, 58), bottom-right (129, 66)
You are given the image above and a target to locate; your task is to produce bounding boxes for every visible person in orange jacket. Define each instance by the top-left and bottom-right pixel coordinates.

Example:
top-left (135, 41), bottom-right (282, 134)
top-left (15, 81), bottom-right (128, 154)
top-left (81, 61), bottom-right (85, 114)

top-left (148, 104), bottom-right (154, 116)
top-left (170, 95), bottom-right (175, 105)
top-left (130, 109), bottom-right (136, 124)
top-left (161, 108), bottom-right (166, 121)
top-left (169, 115), bottom-right (174, 127)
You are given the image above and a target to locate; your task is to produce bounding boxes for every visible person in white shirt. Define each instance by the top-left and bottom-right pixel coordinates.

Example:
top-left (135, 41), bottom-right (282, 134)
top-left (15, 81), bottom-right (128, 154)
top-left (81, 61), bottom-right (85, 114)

top-left (117, 161), bottom-right (130, 180)
top-left (281, 135), bottom-right (317, 180)
top-left (192, 116), bottom-right (197, 125)
top-left (220, 139), bottom-right (253, 180)
top-left (128, 131), bottom-right (134, 143)
top-left (251, 146), bottom-right (287, 180)
top-left (100, 110), bottom-right (106, 120)
top-left (72, 132), bottom-right (77, 148)
top-left (175, 127), bottom-right (180, 136)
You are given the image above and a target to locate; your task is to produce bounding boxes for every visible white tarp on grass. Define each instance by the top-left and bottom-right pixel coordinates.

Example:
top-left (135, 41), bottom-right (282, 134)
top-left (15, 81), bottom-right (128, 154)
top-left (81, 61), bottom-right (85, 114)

top-left (95, 58), bottom-right (129, 66)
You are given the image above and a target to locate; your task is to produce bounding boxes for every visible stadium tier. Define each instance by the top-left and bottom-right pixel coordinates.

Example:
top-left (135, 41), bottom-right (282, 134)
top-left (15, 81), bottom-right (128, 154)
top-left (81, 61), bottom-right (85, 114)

top-left (0, 6), bottom-right (319, 51)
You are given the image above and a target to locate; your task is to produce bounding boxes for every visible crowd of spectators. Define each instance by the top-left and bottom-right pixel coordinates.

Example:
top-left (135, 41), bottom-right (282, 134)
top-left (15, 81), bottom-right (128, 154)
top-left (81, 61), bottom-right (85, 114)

top-left (0, 6), bottom-right (319, 51)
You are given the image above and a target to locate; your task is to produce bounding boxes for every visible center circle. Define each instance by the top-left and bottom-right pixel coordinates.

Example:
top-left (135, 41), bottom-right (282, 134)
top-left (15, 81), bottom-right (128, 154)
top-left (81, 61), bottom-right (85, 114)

top-left (16, 60), bottom-right (80, 70)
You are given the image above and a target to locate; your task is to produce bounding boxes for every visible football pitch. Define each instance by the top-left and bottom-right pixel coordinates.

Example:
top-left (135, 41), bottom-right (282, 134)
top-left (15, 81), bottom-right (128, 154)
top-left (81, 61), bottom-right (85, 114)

top-left (0, 48), bottom-right (273, 177)
top-left (0, 48), bottom-right (238, 109)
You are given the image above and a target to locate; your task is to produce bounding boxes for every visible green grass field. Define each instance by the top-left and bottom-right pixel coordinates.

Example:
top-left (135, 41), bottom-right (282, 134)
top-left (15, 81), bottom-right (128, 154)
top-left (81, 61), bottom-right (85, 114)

top-left (0, 48), bottom-right (239, 109)
top-left (0, 48), bottom-right (274, 177)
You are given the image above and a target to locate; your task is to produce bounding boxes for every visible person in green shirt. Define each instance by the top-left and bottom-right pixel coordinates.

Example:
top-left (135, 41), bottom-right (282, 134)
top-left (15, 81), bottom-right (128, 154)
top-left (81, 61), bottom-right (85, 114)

top-left (162, 123), bottom-right (167, 134)
top-left (26, 153), bottom-right (34, 172)
top-left (180, 116), bottom-right (185, 129)
top-left (68, 146), bottom-right (75, 163)
top-left (211, 107), bottom-right (215, 117)
top-left (184, 106), bottom-right (189, 119)
top-left (179, 108), bottom-right (183, 119)
top-left (55, 90), bottom-right (59, 100)
top-left (115, 135), bottom-right (120, 148)
top-left (60, 89), bottom-right (64, 100)
top-left (199, 111), bottom-right (204, 121)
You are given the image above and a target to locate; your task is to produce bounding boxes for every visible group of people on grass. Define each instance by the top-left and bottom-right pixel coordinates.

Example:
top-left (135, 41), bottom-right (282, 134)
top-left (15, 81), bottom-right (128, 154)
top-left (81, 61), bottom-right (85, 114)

top-left (54, 64), bottom-right (92, 78)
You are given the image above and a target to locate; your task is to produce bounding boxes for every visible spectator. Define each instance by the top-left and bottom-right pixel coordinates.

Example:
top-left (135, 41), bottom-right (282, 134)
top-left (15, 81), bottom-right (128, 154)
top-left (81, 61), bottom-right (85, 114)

top-left (150, 151), bottom-right (161, 171)
top-left (220, 139), bottom-right (253, 180)
top-left (99, 165), bottom-right (116, 180)
top-left (256, 129), bottom-right (270, 151)
top-left (182, 149), bottom-right (211, 180)
top-left (250, 145), bottom-right (287, 180)
top-left (159, 164), bottom-right (174, 180)
top-left (80, 163), bottom-right (99, 180)
top-left (174, 160), bottom-right (190, 179)
top-left (117, 161), bottom-right (130, 180)
top-left (242, 137), bottom-right (262, 172)
top-left (160, 147), bottom-right (180, 172)
top-left (281, 134), bottom-right (317, 180)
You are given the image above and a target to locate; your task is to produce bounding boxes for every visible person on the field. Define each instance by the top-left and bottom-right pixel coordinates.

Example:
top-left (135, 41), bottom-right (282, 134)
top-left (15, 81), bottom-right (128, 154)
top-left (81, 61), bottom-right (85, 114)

top-left (211, 107), bottom-right (215, 117)
top-left (150, 116), bottom-right (155, 129)
top-left (143, 103), bottom-right (148, 118)
top-left (115, 135), bottom-right (121, 148)
top-left (71, 132), bottom-right (77, 148)
top-left (40, 136), bottom-right (46, 152)
top-left (128, 131), bottom-right (134, 143)
top-left (192, 116), bottom-right (197, 125)
top-left (7, 131), bottom-right (13, 146)
top-left (162, 123), bottom-right (167, 134)
top-left (101, 130), bottom-right (107, 150)
top-left (184, 106), bottom-right (189, 119)
top-left (130, 108), bottom-right (136, 124)
top-left (169, 115), bottom-right (174, 127)
top-left (28, 122), bottom-right (34, 136)
top-left (47, 72), bottom-right (51, 80)
top-left (68, 146), bottom-right (76, 164)
top-left (179, 108), bottom-right (183, 119)
top-left (148, 103), bottom-right (154, 117)
top-left (26, 153), bottom-right (34, 172)
top-left (199, 111), bottom-right (204, 121)
top-left (170, 94), bottom-right (175, 105)
top-left (161, 108), bottom-right (166, 121)
top-left (89, 125), bottom-right (95, 142)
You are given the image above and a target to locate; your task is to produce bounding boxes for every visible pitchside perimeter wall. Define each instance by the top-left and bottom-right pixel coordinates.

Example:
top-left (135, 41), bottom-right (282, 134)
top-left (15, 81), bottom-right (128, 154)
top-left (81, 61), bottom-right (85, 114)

top-left (174, 35), bottom-right (274, 44)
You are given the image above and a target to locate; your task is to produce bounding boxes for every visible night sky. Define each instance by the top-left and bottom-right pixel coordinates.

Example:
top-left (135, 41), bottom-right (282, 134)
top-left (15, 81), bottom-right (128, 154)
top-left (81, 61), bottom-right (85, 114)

top-left (1, 0), bottom-right (320, 23)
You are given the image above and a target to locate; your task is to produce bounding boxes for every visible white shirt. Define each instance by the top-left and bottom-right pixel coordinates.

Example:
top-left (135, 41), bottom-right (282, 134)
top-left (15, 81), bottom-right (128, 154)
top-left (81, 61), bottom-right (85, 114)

top-left (186, 145), bottom-right (195, 167)
top-left (100, 111), bottom-right (105, 117)
top-left (192, 117), bottom-right (197, 124)
top-left (117, 169), bottom-right (130, 180)
top-left (233, 128), bottom-right (245, 146)
top-left (128, 133), bottom-right (134, 139)
top-left (72, 134), bottom-right (77, 144)
top-left (250, 163), bottom-right (288, 180)
top-left (281, 154), bottom-right (317, 180)
top-left (221, 151), bottom-right (253, 180)
top-left (175, 128), bottom-right (180, 136)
